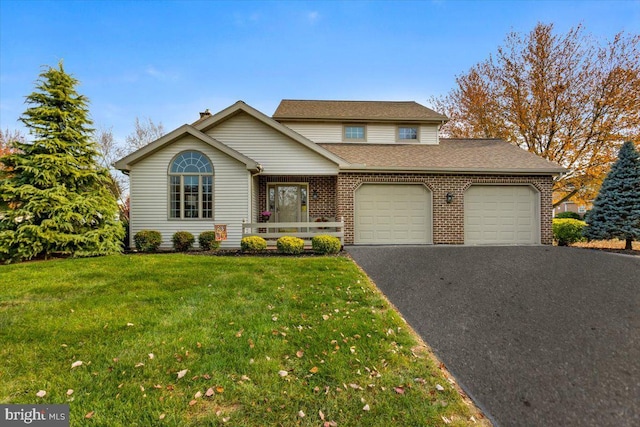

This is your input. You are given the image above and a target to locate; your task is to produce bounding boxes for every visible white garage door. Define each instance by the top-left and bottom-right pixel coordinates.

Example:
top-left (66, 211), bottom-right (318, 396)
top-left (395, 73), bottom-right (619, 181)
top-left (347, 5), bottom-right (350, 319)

top-left (465, 185), bottom-right (538, 245)
top-left (355, 184), bottom-right (431, 244)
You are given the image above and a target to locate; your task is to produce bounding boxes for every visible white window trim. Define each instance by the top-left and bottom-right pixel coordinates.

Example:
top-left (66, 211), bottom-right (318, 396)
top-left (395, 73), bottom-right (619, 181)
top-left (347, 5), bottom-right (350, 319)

top-left (167, 151), bottom-right (214, 220)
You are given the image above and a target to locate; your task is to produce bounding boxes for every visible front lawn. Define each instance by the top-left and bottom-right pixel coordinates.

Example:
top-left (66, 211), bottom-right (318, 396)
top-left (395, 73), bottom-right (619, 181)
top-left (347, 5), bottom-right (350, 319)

top-left (0, 255), bottom-right (485, 426)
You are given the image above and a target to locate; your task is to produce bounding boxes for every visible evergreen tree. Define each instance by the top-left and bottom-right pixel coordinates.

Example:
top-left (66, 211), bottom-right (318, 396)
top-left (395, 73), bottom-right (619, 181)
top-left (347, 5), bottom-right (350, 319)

top-left (0, 62), bottom-right (124, 262)
top-left (584, 141), bottom-right (640, 250)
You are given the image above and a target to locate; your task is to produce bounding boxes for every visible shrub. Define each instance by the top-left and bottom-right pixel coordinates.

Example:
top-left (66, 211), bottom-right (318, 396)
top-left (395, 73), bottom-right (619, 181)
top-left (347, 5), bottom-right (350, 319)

top-left (276, 236), bottom-right (305, 255)
top-left (133, 230), bottom-right (162, 252)
top-left (172, 231), bottom-right (195, 252)
top-left (241, 236), bottom-right (267, 252)
top-left (555, 211), bottom-right (582, 220)
top-left (311, 234), bottom-right (341, 255)
top-left (553, 218), bottom-right (586, 246)
top-left (198, 231), bottom-right (220, 251)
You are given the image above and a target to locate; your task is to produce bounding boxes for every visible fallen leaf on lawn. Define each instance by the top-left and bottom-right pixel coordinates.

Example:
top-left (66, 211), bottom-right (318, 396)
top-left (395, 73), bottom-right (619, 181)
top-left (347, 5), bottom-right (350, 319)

top-left (296, 350), bottom-right (304, 358)
top-left (36, 390), bottom-right (46, 398)
top-left (309, 366), bottom-right (319, 373)
top-left (127, 323), bottom-right (134, 327)
top-left (248, 339), bottom-right (255, 348)
top-left (159, 413), bottom-right (166, 420)
top-left (278, 370), bottom-right (288, 377)
top-left (319, 410), bottom-right (325, 421)
top-left (222, 417), bottom-right (230, 423)
top-left (166, 385), bottom-right (174, 391)
top-left (203, 374), bottom-right (211, 380)
top-left (197, 342), bottom-right (202, 348)
top-left (216, 386), bottom-right (224, 393)
top-left (362, 404), bottom-right (370, 411)
top-left (436, 384), bottom-right (445, 391)
top-left (188, 400), bottom-right (197, 406)
top-left (241, 375), bottom-right (250, 381)
top-left (177, 369), bottom-right (188, 379)
top-left (194, 391), bottom-right (202, 399)
top-left (85, 411), bottom-right (94, 419)
top-left (394, 386), bottom-right (405, 394)
top-left (205, 388), bottom-right (215, 397)
top-left (135, 363), bottom-right (145, 368)
top-left (414, 377), bottom-right (426, 384)
top-left (154, 384), bottom-right (163, 389)
top-left (298, 410), bottom-right (305, 417)
top-left (148, 353), bottom-right (155, 359)
top-left (140, 385), bottom-right (145, 392)
top-left (71, 361), bottom-right (83, 368)
top-left (235, 329), bottom-right (244, 337)
top-left (66, 389), bottom-right (74, 396)
top-left (349, 383), bottom-right (362, 390)
top-left (324, 421), bottom-right (337, 427)
top-left (442, 415), bottom-right (451, 424)
top-left (272, 316), bottom-right (278, 321)
top-left (322, 315), bottom-right (330, 320)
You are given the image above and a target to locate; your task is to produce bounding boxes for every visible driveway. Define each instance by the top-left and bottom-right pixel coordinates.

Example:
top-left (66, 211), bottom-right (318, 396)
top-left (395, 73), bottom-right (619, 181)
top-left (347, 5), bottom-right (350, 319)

top-left (347, 246), bottom-right (639, 427)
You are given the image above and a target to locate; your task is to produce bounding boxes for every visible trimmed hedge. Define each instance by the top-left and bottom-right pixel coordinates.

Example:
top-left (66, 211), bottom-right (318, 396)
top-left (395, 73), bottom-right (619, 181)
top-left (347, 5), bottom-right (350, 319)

top-left (276, 236), bottom-right (305, 255)
top-left (311, 234), bottom-right (341, 255)
top-left (198, 231), bottom-right (220, 251)
top-left (172, 231), bottom-right (195, 252)
top-left (241, 236), bottom-right (267, 252)
top-left (555, 211), bottom-right (582, 220)
top-left (552, 218), bottom-right (586, 246)
top-left (133, 230), bottom-right (162, 252)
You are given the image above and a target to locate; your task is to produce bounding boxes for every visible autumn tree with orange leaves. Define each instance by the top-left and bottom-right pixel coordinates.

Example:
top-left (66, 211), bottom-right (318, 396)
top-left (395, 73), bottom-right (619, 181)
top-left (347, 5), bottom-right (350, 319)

top-left (431, 23), bottom-right (640, 205)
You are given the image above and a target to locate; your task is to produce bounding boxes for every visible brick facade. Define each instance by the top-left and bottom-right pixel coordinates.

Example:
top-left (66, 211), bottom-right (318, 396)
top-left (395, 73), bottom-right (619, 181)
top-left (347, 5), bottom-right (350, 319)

top-left (336, 173), bottom-right (554, 245)
top-left (257, 175), bottom-right (337, 221)
top-left (256, 173), bottom-right (554, 245)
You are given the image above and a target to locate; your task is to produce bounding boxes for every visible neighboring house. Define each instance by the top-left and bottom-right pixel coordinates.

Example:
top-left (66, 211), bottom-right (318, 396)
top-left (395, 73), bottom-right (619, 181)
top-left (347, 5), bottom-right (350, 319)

top-left (553, 198), bottom-right (592, 218)
top-left (115, 100), bottom-right (565, 248)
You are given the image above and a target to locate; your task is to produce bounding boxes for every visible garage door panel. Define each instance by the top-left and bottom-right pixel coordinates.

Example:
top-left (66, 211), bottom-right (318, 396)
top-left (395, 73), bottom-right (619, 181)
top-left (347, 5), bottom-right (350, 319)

top-left (465, 185), bottom-right (538, 245)
top-left (355, 184), bottom-right (431, 244)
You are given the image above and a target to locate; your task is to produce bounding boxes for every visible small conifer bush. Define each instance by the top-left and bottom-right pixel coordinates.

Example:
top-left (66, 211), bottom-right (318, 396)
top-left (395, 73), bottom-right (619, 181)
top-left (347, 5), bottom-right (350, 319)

top-left (134, 230), bottom-right (162, 252)
top-left (172, 231), bottom-right (195, 252)
top-left (198, 231), bottom-right (220, 251)
top-left (276, 236), bottom-right (305, 255)
top-left (241, 236), bottom-right (267, 252)
top-left (311, 235), bottom-right (341, 255)
top-left (552, 219), bottom-right (586, 246)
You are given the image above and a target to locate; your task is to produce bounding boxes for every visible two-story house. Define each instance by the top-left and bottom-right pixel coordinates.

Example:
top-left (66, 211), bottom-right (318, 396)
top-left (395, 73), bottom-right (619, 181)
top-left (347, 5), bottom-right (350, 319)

top-left (115, 100), bottom-right (564, 248)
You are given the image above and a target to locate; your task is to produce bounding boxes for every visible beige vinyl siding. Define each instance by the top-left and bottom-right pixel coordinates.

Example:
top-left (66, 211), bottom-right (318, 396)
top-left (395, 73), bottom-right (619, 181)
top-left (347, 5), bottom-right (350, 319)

top-left (280, 121), bottom-right (440, 145)
top-left (282, 122), bottom-right (343, 143)
top-left (208, 113), bottom-right (338, 174)
top-left (420, 125), bottom-right (438, 145)
top-left (129, 136), bottom-right (249, 249)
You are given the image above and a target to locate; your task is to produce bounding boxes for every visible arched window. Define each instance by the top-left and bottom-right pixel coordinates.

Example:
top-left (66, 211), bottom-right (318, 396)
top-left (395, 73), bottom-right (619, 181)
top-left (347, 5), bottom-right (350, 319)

top-left (169, 151), bottom-right (213, 219)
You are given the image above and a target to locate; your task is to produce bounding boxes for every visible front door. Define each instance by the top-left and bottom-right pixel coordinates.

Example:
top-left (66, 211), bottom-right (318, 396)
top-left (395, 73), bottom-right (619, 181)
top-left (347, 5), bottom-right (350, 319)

top-left (268, 184), bottom-right (308, 223)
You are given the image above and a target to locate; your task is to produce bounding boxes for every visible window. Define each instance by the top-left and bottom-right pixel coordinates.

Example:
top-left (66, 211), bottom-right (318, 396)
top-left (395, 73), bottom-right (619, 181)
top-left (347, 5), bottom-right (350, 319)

top-left (168, 151), bottom-right (213, 219)
top-left (344, 125), bottom-right (366, 141)
top-left (398, 126), bottom-right (418, 141)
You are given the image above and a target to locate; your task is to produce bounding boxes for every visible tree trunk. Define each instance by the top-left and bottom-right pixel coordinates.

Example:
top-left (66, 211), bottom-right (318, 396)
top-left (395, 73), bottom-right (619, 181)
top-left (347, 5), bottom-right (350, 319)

top-left (625, 238), bottom-right (633, 250)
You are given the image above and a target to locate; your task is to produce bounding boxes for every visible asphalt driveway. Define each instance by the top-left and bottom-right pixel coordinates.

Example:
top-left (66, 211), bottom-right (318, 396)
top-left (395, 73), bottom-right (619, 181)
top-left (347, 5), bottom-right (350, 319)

top-left (348, 246), bottom-right (639, 427)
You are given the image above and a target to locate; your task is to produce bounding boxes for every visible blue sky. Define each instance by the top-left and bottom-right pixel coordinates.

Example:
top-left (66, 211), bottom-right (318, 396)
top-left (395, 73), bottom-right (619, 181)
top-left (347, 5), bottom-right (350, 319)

top-left (1, 0), bottom-right (638, 142)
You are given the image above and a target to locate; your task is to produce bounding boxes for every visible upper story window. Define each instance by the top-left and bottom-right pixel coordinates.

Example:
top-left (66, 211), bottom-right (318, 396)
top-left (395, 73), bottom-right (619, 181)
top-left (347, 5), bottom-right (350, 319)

top-left (344, 125), bottom-right (366, 141)
top-left (398, 126), bottom-right (418, 141)
top-left (168, 151), bottom-right (213, 219)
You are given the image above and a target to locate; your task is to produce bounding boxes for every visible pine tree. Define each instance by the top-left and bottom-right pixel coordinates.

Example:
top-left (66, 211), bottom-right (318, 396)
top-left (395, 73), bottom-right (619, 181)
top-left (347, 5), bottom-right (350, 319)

top-left (584, 141), bottom-right (640, 250)
top-left (0, 62), bottom-right (124, 262)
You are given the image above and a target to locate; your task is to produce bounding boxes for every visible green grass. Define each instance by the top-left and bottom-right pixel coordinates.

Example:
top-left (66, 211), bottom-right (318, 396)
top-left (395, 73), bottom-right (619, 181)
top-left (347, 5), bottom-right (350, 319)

top-left (0, 254), bottom-right (484, 426)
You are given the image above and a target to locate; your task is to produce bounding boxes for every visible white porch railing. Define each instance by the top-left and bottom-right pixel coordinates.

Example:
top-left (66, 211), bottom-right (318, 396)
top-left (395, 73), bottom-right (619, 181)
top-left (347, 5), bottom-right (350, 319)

top-left (242, 218), bottom-right (345, 247)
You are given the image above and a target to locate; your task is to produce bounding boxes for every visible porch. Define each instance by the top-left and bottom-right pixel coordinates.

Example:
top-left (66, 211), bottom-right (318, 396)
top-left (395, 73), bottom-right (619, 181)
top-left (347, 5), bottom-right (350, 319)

top-left (241, 219), bottom-right (345, 247)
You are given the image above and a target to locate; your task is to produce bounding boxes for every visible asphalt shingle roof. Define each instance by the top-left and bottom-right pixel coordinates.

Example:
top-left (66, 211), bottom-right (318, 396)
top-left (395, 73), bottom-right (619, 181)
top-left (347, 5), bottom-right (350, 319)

top-left (319, 139), bottom-right (566, 173)
top-left (273, 100), bottom-right (448, 122)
